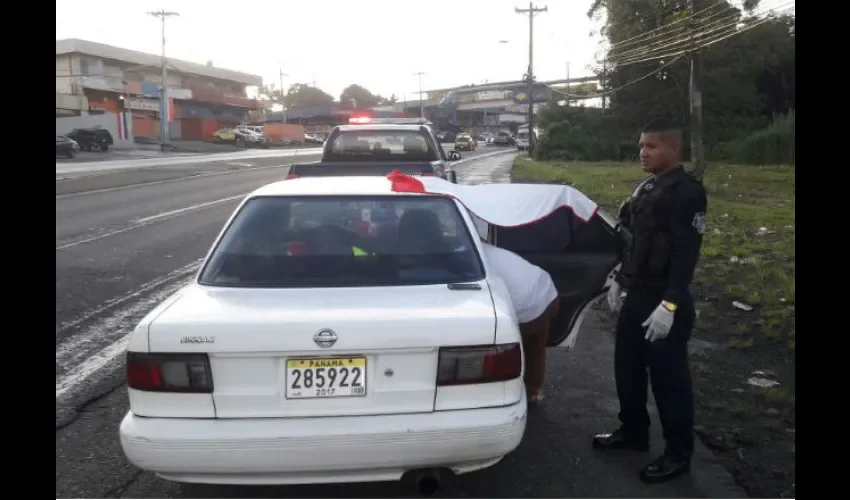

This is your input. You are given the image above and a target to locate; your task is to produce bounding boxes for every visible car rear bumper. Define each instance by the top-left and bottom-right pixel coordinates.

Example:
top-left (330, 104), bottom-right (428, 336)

top-left (119, 394), bottom-right (527, 485)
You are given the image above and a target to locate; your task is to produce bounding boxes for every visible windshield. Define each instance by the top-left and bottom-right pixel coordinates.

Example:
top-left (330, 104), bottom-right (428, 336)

top-left (324, 130), bottom-right (436, 162)
top-left (198, 195), bottom-right (485, 288)
top-left (517, 132), bottom-right (528, 140)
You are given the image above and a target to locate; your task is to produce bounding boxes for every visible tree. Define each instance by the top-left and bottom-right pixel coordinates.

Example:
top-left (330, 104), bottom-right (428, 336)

top-left (256, 83), bottom-right (283, 106)
top-left (339, 84), bottom-right (398, 108)
top-left (581, 0), bottom-right (793, 154)
top-left (284, 83), bottom-right (336, 110)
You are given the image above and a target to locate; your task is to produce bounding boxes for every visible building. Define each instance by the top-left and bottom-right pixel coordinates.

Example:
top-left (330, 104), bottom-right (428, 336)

top-left (56, 38), bottom-right (266, 141)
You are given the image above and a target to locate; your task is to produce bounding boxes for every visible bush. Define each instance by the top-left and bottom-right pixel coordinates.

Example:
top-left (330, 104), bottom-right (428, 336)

top-left (710, 111), bottom-right (795, 165)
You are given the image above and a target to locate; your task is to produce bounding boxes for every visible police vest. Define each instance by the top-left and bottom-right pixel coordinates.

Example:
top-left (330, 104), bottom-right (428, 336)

top-left (618, 171), bottom-right (690, 287)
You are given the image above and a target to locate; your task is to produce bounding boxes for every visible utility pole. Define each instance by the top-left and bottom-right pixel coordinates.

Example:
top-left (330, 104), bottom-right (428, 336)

top-left (516, 2), bottom-right (546, 157)
top-left (414, 72), bottom-right (425, 118)
top-left (688, 0), bottom-right (706, 179)
top-left (601, 57), bottom-right (607, 114)
top-left (279, 68), bottom-right (288, 124)
top-left (148, 9), bottom-right (179, 150)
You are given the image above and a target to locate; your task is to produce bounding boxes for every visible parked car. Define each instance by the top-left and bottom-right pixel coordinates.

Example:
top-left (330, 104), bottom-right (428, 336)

top-left (56, 135), bottom-right (79, 158)
top-left (64, 127), bottom-right (113, 152)
top-left (304, 133), bottom-right (324, 144)
top-left (213, 128), bottom-right (267, 148)
top-left (118, 174), bottom-right (621, 493)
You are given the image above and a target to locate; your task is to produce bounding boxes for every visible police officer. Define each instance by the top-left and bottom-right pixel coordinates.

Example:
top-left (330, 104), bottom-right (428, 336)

top-left (592, 118), bottom-right (707, 484)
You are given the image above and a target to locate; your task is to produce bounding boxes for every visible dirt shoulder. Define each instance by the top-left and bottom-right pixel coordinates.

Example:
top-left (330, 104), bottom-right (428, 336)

top-left (512, 157), bottom-right (796, 498)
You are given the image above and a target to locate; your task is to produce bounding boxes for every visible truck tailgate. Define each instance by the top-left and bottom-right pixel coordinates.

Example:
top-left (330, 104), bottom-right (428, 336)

top-left (287, 162), bottom-right (436, 178)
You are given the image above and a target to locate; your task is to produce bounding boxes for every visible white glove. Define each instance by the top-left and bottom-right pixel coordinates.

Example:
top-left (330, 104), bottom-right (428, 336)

top-left (642, 303), bottom-right (675, 342)
top-left (607, 282), bottom-right (625, 312)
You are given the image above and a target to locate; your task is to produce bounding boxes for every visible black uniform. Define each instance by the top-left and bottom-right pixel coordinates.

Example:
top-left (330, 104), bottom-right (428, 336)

top-left (611, 165), bottom-right (707, 461)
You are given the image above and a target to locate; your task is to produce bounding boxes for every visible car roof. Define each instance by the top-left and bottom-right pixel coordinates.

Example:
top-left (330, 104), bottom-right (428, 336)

top-left (335, 124), bottom-right (426, 132)
top-left (249, 176), bottom-right (440, 198)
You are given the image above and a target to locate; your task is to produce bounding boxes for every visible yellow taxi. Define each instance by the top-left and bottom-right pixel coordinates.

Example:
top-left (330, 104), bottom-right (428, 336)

top-left (454, 133), bottom-right (476, 151)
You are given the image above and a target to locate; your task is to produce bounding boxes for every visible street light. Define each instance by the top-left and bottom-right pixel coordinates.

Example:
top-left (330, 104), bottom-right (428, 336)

top-left (148, 9), bottom-right (179, 150)
top-left (413, 72), bottom-right (425, 118)
top-left (278, 65), bottom-right (288, 124)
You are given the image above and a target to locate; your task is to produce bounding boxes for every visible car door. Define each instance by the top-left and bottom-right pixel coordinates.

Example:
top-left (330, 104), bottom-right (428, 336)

top-left (487, 204), bottom-right (621, 347)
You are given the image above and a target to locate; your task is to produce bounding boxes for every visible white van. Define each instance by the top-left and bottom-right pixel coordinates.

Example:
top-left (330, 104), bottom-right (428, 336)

top-left (516, 125), bottom-right (541, 151)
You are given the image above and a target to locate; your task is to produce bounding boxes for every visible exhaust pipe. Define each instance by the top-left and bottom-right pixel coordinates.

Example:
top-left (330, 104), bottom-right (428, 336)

top-left (404, 468), bottom-right (444, 496)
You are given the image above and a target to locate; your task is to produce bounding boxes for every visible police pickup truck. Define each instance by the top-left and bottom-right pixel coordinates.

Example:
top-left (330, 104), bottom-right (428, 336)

top-left (286, 116), bottom-right (460, 183)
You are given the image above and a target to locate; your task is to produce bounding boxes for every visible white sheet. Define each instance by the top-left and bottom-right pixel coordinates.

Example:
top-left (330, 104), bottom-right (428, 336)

top-left (388, 173), bottom-right (599, 227)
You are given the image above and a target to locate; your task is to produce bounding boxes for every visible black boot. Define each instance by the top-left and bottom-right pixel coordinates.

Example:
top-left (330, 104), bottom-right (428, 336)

top-left (592, 428), bottom-right (649, 452)
top-left (639, 453), bottom-right (691, 483)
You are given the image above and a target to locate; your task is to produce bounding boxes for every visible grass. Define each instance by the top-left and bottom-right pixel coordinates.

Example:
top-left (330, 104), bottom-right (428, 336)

top-left (513, 157), bottom-right (795, 498)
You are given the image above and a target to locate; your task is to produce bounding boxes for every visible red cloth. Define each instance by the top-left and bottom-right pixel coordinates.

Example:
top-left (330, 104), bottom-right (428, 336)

top-left (387, 170), bottom-right (425, 193)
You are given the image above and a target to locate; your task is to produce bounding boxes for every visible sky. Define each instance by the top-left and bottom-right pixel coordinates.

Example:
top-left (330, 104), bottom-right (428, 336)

top-left (55, 0), bottom-right (608, 100)
top-left (56, 0), bottom-right (789, 102)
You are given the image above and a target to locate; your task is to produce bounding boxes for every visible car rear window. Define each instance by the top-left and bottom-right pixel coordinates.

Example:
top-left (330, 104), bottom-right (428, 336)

top-left (324, 130), bottom-right (436, 162)
top-left (199, 195), bottom-right (485, 288)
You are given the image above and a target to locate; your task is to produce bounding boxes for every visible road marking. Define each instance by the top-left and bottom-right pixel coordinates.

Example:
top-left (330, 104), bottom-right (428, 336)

top-left (56, 195), bottom-right (245, 250)
top-left (452, 148), bottom-right (517, 165)
top-left (57, 147), bottom-right (324, 175)
top-left (56, 333), bottom-right (134, 399)
top-left (56, 160), bottom-right (320, 200)
top-left (56, 260), bottom-right (202, 336)
top-left (132, 194), bottom-right (245, 224)
top-left (56, 261), bottom-right (202, 398)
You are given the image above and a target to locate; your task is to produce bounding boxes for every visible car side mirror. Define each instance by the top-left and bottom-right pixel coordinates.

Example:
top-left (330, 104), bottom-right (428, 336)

top-left (448, 151), bottom-right (462, 161)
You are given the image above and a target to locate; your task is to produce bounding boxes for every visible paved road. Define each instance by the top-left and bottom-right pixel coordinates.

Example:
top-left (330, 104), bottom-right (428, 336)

top-left (55, 147), bottom-right (744, 498)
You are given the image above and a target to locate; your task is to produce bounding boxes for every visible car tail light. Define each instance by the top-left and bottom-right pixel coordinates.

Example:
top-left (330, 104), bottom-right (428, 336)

top-left (127, 352), bottom-right (214, 393)
top-left (285, 173), bottom-right (299, 179)
top-left (436, 343), bottom-right (522, 386)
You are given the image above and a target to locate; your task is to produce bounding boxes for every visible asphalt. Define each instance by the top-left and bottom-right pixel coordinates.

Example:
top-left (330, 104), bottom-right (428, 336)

top-left (56, 155), bottom-right (321, 195)
top-left (55, 146), bottom-right (745, 498)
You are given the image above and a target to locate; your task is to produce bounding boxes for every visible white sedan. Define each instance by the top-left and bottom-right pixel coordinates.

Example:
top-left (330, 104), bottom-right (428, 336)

top-left (118, 174), bottom-right (621, 491)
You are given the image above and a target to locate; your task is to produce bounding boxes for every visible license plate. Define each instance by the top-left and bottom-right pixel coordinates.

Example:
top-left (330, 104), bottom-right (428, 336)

top-left (285, 357), bottom-right (367, 399)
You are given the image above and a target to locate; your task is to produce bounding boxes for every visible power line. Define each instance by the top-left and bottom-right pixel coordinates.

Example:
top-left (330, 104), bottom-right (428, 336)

top-left (608, 0), bottom-right (795, 65)
top-left (608, 5), bottom-right (749, 63)
top-left (543, 54), bottom-right (686, 100)
top-left (612, 3), bottom-right (794, 68)
top-left (605, 2), bottom-right (730, 54)
top-left (590, 0), bottom-right (722, 47)
top-left (540, 3), bottom-right (793, 100)
top-left (607, 2), bottom-right (733, 55)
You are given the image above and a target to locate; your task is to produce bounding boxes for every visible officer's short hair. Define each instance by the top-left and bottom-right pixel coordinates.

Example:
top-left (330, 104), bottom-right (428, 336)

top-left (641, 117), bottom-right (683, 148)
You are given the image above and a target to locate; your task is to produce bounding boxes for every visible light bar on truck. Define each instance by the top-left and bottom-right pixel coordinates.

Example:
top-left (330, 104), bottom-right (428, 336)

top-left (348, 116), bottom-right (433, 126)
